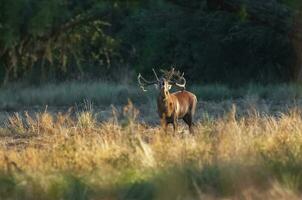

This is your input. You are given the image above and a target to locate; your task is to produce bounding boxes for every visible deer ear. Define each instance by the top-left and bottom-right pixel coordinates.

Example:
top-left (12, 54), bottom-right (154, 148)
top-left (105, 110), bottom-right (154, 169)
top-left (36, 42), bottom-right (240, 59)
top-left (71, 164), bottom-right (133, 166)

top-left (154, 83), bottom-right (159, 90)
top-left (168, 84), bottom-right (172, 90)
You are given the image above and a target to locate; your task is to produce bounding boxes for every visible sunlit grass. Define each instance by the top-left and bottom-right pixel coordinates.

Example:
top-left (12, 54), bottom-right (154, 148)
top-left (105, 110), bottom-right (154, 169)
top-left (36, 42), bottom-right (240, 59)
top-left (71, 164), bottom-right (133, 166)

top-left (0, 102), bottom-right (302, 199)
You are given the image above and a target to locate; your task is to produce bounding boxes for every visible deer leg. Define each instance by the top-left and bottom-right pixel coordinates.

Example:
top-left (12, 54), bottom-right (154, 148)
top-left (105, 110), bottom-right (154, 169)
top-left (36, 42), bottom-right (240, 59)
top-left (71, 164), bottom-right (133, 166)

top-left (173, 117), bottom-right (178, 134)
top-left (160, 117), bottom-right (168, 134)
top-left (183, 114), bottom-right (194, 134)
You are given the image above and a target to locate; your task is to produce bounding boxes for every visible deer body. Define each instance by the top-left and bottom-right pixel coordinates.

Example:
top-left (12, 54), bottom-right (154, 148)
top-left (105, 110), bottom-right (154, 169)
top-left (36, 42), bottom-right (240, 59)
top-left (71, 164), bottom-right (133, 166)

top-left (157, 86), bottom-right (197, 133)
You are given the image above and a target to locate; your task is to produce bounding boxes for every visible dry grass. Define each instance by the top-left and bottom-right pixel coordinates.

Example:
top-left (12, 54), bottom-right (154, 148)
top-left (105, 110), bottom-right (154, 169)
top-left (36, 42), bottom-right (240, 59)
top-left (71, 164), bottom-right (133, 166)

top-left (0, 102), bottom-right (302, 199)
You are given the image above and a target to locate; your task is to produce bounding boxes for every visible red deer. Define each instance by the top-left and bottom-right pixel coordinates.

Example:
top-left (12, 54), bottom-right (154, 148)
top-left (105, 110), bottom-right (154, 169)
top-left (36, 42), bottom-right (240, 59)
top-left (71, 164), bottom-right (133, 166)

top-left (138, 68), bottom-right (197, 133)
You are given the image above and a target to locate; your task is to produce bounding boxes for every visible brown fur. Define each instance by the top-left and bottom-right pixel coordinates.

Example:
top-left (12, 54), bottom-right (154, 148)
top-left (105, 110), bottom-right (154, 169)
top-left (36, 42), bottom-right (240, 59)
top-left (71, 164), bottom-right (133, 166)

top-left (157, 85), bottom-right (197, 133)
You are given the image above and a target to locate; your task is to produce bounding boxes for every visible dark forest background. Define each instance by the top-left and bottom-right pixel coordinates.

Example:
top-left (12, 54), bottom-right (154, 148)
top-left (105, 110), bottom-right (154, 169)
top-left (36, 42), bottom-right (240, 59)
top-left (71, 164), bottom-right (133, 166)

top-left (1, 0), bottom-right (302, 86)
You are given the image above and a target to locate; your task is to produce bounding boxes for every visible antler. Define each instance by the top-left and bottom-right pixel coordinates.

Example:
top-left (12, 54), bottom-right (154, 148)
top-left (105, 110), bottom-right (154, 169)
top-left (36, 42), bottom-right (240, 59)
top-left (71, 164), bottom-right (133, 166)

top-left (172, 71), bottom-right (186, 89)
top-left (137, 69), bottom-right (159, 91)
top-left (138, 67), bottom-right (186, 91)
top-left (162, 68), bottom-right (186, 90)
top-left (152, 68), bottom-right (159, 81)
top-left (161, 67), bottom-right (175, 81)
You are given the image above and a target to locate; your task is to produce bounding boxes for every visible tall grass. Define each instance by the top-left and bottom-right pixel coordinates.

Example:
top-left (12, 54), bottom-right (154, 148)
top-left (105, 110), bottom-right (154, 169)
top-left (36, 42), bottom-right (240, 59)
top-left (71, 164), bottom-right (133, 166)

top-left (1, 102), bottom-right (302, 199)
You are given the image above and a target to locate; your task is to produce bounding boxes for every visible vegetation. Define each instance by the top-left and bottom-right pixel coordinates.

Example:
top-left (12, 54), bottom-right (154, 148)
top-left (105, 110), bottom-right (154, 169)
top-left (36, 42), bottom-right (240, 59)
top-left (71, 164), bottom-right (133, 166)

top-left (1, 0), bottom-right (302, 85)
top-left (2, 0), bottom-right (302, 199)
top-left (1, 81), bottom-right (302, 110)
top-left (0, 102), bottom-right (302, 199)
top-left (0, 0), bottom-right (136, 85)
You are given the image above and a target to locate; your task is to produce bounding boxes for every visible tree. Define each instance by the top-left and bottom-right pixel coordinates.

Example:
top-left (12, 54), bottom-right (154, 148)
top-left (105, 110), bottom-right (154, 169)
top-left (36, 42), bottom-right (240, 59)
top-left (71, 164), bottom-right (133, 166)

top-left (0, 0), bottom-right (120, 85)
top-left (120, 0), bottom-right (293, 84)
top-left (206, 0), bottom-right (302, 82)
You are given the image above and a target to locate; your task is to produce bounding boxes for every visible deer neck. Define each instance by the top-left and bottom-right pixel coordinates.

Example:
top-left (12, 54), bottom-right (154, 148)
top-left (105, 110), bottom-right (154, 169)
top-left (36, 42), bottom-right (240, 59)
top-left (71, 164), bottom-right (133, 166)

top-left (160, 88), bottom-right (171, 102)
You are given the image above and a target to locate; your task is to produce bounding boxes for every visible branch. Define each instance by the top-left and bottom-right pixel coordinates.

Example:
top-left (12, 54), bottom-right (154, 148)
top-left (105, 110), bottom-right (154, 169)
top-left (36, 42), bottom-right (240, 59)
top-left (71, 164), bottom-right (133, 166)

top-left (38, 10), bottom-right (110, 42)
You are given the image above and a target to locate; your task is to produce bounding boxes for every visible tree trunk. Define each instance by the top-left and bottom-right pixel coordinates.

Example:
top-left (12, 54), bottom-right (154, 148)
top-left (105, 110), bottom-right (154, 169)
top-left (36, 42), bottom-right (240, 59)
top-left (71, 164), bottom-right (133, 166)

top-left (1, 51), bottom-right (12, 87)
top-left (3, 66), bottom-right (12, 87)
top-left (291, 6), bottom-right (302, 82)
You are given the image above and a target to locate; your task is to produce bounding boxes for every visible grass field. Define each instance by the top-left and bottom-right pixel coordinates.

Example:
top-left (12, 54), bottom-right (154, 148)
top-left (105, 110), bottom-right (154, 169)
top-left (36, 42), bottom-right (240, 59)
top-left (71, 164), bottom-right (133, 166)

top-left (1, 81), bottom-right (302, 109)
top-left (1, 82), bottom-right (302, 199)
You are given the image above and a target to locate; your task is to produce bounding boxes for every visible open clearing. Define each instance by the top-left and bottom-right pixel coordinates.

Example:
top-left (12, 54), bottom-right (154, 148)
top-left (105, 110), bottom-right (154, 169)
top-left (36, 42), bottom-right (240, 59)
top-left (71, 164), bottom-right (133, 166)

top-left (0, 83), bottom-right (302, 199)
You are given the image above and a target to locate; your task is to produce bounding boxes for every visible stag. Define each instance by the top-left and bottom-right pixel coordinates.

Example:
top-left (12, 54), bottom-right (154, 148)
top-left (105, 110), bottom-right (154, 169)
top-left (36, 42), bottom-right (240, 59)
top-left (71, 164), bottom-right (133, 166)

top-left (138, 68), bottom-right (197, 133)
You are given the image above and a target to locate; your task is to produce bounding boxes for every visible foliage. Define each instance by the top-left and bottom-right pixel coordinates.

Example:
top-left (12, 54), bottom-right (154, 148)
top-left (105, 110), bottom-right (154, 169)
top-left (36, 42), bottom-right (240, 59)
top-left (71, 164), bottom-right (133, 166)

top-left (0, 0), bottom-right (129, 84)
top-left (119, 0), bottom-right (294, 85)
top-left (0, 0), bottom-right (301, 85)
